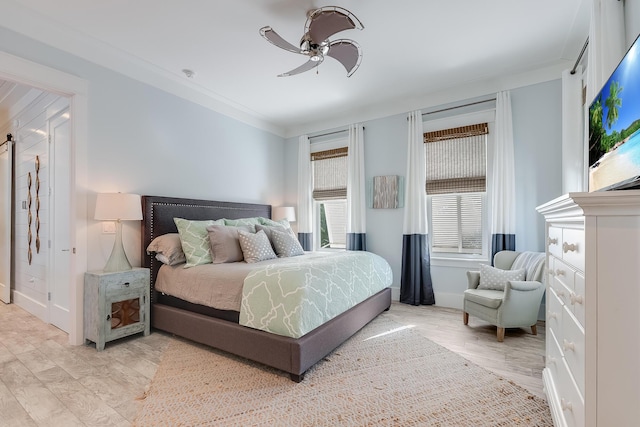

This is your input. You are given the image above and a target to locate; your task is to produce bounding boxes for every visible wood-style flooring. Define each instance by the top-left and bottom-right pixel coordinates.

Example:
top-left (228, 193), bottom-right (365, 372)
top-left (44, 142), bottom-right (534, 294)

top-left (0, 301), bottom-right (545, 426)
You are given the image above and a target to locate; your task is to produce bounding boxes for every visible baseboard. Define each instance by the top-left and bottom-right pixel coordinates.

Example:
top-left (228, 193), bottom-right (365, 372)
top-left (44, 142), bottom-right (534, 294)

top-left (434, 292), bottom-right (464, 310)
top-left (12, 290), bottom-right (48, 323)
top-left (391, 288), bottom-right (464, 310)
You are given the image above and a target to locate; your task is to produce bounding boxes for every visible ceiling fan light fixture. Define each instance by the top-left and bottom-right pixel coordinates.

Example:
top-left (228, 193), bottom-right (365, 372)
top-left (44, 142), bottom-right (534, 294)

top-left (259, 6), bottom-right (364, 77)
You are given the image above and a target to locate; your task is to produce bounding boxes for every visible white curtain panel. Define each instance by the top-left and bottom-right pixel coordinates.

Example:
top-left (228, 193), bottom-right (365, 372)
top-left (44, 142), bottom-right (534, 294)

top-left (562, 67), bottom-right (586, 193)
top-left (586, 0), bottom-right (626, 104)
top-left (403, 111), bottom-right (427, 235)
top-left (297, 135), bottom-right (313, 249)
top-left (490, 91), bottom-right (516, 259)
top-left (346, 124), bottom-right (367, 250)
top-left (400, 110), bottom-right (435, 306)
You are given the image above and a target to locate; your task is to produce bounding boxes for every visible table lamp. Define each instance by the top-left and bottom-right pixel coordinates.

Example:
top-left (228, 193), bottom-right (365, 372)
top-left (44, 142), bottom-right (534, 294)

top-left (94, 193), bottom-right (142, 272)
top-left (272, 206), bottom-right (296, 222)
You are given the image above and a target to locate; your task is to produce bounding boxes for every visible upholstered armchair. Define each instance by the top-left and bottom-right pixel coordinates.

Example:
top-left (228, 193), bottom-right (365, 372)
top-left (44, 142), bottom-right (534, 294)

top-left (463, 250), bottom-right (545, 342)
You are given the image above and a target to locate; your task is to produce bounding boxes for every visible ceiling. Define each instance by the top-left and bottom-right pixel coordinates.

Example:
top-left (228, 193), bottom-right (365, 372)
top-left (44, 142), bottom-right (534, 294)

top-left (2, 0), bottom-right (590, 137)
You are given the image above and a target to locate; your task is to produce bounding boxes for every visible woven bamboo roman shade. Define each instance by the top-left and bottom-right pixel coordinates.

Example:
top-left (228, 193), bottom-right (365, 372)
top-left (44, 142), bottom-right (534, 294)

top-left (424, 123), bottom-right (487, 195)
top-left (311, 147), bottom-right (348, 200)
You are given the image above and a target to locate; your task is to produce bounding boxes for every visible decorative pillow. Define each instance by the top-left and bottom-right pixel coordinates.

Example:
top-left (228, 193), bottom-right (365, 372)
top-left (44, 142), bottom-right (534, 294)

top-left (270, 228), bottom-right (305, 258)
top-left (223, 217), bottom-right (260, 230)
top-left (255, 224), bottom-right (297, 242)
top-left (173, 218), bottom-right (223, 268)
top-left (146, 233), bottom-right (186, 266)
top-left (207, 225), bottom-right (253, 264)
top-left (478, 264), bottom-right (526, 291)
top-left (238, 229), bottom-right (277, 263)
top-left (259, 217), bottom-right (292, 230)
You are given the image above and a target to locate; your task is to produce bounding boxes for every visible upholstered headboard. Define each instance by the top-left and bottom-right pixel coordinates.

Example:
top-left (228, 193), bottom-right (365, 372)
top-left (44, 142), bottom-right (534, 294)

top-left (141, 195), bottom-right (271, 300)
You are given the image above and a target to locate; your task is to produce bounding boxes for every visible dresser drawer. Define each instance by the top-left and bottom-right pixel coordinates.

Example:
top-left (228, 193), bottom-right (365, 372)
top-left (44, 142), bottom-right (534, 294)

top-left (546, 328), bottom-right (564, 375)
top-left (570, 272), bottom-right (585, 327)
top-left (561, 305), bottom-right (585, 396)
top-left (555, 357), bottom-right (585, 427)
top-left (561, 228), bottom-right (585, 272)
top-left (548, 226), bottom-right (562, 259)
top-left (547, 287), bottom-right (564, 340)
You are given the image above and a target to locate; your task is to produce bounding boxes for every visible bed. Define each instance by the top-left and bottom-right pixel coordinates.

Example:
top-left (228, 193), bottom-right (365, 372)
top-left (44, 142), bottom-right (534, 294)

top-left (141, 195), bottom-right (392, 381)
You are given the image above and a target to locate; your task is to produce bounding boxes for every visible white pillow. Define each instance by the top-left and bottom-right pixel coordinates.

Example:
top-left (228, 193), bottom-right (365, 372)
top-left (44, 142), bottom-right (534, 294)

top-left (478, 264), bottom-right (526, 291)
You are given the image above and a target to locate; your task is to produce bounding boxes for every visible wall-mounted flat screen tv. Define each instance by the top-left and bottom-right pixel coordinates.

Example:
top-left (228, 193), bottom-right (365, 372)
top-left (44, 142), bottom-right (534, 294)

top-left (588, 33), bottom-right (640, 191)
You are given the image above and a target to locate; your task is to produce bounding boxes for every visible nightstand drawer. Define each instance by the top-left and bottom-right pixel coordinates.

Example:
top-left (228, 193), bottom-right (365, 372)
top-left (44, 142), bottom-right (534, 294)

top-left (105, 277), bottom-right (146, 297)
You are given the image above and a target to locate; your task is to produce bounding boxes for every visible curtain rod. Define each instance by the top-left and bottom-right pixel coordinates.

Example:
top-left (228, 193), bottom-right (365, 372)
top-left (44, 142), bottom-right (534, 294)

top-left (0, 133), bottom-right (12, 149)
top-left (309, 126), bottom-right (364, 139)
top-left (570, 38), bottom-right (589, 75)
top-left (421, 98), bottom-right (496, 116)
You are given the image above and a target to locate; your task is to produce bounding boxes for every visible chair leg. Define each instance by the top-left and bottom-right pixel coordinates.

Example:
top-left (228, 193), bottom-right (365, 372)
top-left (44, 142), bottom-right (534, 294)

top-left (531, 324), bottom-right (538, 335)
top-left (463, 311), bottom-right (469, 325)
top-left (497, 327), bottom-right (505, 342)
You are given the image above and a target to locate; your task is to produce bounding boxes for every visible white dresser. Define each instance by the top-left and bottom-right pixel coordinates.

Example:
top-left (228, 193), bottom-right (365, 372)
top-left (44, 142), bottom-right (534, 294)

top-left (537, 191), bottom-right (640, 427)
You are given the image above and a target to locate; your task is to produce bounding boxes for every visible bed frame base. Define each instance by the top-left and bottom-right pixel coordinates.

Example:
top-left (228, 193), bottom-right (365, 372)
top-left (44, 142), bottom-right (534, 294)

top-left (152, 287), bottom-right (391, 381)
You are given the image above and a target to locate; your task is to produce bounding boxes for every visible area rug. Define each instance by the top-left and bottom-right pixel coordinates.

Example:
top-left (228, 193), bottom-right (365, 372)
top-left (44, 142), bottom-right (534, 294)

top-left (134, 316), bottom-right (552, 426)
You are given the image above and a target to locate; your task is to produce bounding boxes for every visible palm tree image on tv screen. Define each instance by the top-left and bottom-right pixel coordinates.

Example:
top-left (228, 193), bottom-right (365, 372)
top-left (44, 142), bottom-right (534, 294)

top-left (589, 35), bottom-right (640, 191)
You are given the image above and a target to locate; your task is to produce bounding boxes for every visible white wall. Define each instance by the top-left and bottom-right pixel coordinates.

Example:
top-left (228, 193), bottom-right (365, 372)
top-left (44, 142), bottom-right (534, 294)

top-left (284, 80), bottom-right (563, 307)
top-left (0, 26), bottom-right (287, 273)
top-left (626, 0), bottom-right (640, 47)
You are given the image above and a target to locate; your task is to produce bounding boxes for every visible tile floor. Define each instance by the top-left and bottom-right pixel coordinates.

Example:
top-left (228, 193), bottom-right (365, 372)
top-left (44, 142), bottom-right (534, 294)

top-left (0, 301), bottom-right (545, 426)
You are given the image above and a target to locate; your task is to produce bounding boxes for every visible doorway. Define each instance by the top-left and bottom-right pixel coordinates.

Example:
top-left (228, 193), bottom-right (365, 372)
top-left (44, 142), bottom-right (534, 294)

top-left (0, 51), bottom-right (88, 345)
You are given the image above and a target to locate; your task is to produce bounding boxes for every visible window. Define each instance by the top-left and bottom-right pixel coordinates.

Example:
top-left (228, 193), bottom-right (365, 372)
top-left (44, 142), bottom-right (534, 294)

top-left (318, 200), bottom-right (347, 249)
top-left (311, 146), bottom-right (348, 250)
top-left (431, 193), bottom-right (484, 253)
top-left (425, 123), bottom-right (488, 255)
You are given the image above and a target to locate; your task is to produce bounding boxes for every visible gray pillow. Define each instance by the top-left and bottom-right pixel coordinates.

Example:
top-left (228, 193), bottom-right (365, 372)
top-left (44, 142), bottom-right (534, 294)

top-left (238, 229), bottom-right (277, 263)
top-left (478, 264), bottom-right (526, 291)
top-left (207, 225), bottom-right (253, 264)
top-left (146, 233), bottom-right (186, 266)
top-left (255, 224), bottom-right (296, 243)
top-left (270, 228), bottom-right (304, 258)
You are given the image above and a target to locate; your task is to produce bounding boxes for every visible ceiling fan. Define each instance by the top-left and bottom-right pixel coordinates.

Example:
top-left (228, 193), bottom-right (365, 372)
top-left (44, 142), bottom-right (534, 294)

top-left (259, 6), bottom-right (364, 77)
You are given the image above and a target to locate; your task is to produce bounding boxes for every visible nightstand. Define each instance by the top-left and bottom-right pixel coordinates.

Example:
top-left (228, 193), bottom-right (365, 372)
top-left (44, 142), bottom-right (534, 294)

top-left (84, 268), bottom-right (150, 351)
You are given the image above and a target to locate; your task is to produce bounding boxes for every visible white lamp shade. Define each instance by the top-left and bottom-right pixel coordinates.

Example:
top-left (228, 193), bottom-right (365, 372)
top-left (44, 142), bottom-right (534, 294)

top-left (94, 193), bottom-right (142, 221)
top-left (272, 206), bottom-right (296, 222)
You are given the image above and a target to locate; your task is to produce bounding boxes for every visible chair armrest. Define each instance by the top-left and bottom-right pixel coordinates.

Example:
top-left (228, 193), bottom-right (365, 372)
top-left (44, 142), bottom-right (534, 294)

top-left (466, 271), bottom-right (480, 289)
top-left (508, 280), bottom-right (544, 292)
top-left (503, 280), bottom-right (545, 305)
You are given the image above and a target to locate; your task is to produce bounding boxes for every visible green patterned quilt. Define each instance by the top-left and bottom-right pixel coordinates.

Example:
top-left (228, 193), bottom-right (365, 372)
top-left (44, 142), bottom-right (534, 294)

top-left (239, 251), bottom-right (392, 338)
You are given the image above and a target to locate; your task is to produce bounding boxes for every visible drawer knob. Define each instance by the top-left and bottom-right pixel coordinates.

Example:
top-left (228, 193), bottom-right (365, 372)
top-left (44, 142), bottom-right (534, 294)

top-left (561, 398), bottom-right (573, 412)
top-left (570, 293), bottom-right (584, 305)
top-left (548, 356), bottom-right (557, 365)
top-left (549, 270), bottom-right (555, 277)
top-left (548, 237), bottom-right (558, 246)
top-left (563, 242), bottom-right (577, 253)
top-left (555, 269), bottom-right (565, 276)
top-left (563, 339), bottom-right (575, 352)
top-left (555, 288), bottom-right (565, 297)
top-left (547, 311), bottom-right (557, 320)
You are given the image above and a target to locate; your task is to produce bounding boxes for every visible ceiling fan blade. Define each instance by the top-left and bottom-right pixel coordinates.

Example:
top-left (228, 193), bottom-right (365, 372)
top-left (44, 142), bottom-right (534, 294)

top-left (305, 6), bottom-right (364, 44)
top-left (278, 58), bottom-right (323, 77)
top-left (327, 39), bottom-right (362, 77)
top-left (259, 26), bottom-right (302, 54)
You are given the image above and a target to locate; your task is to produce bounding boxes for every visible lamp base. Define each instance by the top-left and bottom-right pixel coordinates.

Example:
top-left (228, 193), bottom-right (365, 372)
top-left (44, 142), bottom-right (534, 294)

top-left (103, 221), bottom-right (133, 273)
